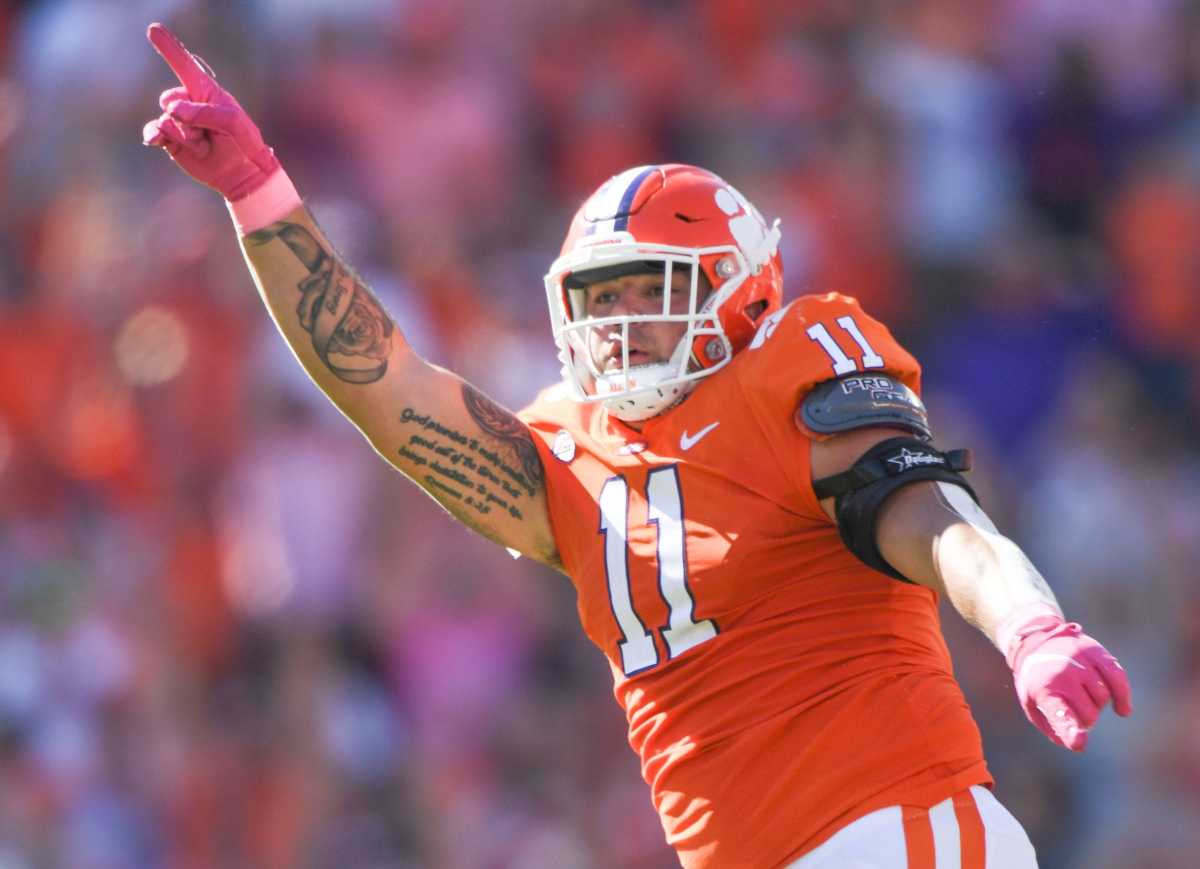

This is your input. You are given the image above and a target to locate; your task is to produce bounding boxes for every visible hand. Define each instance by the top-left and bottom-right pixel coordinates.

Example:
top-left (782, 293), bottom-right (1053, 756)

top-left (142, 23), bottom-right (280, 201)
top-left (1000, 605), bottom-right (1133, 751)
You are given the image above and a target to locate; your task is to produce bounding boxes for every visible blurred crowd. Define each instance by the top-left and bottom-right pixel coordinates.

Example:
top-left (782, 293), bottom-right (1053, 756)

top-left (0, 0), bottom-right (1198, 866)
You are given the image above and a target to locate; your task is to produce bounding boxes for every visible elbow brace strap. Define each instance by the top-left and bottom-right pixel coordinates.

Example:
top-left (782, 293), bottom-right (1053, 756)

top-left (812, 436), bottom-right (976, 583)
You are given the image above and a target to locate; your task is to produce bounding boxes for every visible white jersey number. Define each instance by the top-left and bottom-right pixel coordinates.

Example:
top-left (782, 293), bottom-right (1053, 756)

top-left (806, 315), bottom-right (885, 375)
top-left (599, 467), bottom-right (718, 676)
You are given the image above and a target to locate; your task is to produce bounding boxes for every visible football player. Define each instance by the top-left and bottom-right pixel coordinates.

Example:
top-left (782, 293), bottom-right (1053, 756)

top-left (143, 23), bottom-right (1131, 868)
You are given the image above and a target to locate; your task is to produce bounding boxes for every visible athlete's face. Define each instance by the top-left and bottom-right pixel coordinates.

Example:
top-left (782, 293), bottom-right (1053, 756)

top-left (582, 271), bottom-right (709, 372)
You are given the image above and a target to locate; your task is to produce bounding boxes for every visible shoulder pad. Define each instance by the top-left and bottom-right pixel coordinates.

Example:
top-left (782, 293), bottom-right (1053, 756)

top-left (799, 374), bottom-right (932, 440)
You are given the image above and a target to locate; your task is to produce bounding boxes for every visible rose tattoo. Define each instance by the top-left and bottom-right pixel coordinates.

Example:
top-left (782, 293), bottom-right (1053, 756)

top-left (249, 222), bottom-right (394, 384)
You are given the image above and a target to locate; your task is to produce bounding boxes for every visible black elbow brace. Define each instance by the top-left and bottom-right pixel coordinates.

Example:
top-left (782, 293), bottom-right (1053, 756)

top-left (812, 436), bottom-right (976, 583)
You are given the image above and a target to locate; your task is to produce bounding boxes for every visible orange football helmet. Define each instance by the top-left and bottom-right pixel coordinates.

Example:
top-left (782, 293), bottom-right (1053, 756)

top-left (544, 164), bottom-right (783, 421)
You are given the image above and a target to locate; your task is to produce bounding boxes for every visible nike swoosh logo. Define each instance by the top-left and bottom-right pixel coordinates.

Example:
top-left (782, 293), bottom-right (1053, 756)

top-left (680, 422), bottom-right (720, 451)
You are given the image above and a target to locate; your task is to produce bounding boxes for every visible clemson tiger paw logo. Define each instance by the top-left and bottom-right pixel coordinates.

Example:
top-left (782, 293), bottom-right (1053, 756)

top-left (714, 187), bottom-right (769, 267)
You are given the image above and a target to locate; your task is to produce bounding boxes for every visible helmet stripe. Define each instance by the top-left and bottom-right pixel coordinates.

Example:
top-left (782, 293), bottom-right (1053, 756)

top-left (613, 166), bottom-right (657, 232)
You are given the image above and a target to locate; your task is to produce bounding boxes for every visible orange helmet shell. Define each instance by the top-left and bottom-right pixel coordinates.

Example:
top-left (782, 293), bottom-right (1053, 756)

top-left (545, 164), bottom-right (784, 420)
top-left (557, 164), bottom-right (783, 365)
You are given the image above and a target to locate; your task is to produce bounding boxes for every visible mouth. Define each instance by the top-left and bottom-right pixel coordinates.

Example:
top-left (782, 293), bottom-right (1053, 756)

top-left (603, 348), bottom-right (654, 371)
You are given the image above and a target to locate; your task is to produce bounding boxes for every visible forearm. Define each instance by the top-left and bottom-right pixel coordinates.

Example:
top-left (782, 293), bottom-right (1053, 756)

top-left (239, 204), bottom-right (413, 423)
top-left (877, 482), bottom-right (1061, 649)
top-left (931, 502), bottom-right (1061, 649)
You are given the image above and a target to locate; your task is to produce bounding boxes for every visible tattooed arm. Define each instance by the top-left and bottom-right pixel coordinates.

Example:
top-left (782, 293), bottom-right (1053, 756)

top-left (240, 205), bottom-right (562, 570)
top-left (140, 28), bottom-right (559, 568)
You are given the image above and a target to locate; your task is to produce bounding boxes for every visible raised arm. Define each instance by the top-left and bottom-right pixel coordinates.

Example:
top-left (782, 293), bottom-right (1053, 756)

top-left (812, 426), bottom-right (1132, 752)
top-left (142, 23), bottom-right (560, 570)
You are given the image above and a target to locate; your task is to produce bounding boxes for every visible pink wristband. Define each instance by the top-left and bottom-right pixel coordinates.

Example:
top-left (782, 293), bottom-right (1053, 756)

top-left (226, 169), bottom-right (302, 235)
top-left (995, 602), bottom-right (1063, 665)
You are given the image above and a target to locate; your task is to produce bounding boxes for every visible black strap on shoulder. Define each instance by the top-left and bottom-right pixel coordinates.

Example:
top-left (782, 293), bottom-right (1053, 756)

top-left (813, 437), bottom-right (973, 500)
top-left (813, 437), bottom-right (977, 583)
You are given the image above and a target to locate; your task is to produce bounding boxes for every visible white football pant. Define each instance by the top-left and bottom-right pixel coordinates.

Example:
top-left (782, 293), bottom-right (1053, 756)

top-left (785, 785), bottom-right (1038, 868)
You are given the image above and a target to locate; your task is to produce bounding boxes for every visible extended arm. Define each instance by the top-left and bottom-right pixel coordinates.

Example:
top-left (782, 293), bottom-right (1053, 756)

top-left (241, 209), bottom-right (560, 568)
top-left (868, 458), bottom-right (1060, 639)
top-left (812, 426), bottom-right (1132, 751)
top-left (142, 23), bottom-right (561, 570)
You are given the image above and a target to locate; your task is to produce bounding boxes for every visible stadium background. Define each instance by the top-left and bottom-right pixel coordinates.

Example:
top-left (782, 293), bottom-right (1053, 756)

top-left (1, 0), bottom-right (1198, 866)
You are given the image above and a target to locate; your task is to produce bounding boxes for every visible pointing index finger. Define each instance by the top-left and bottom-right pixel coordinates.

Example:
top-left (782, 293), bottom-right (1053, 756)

top-left (147, 23), bottom-right (215, 100)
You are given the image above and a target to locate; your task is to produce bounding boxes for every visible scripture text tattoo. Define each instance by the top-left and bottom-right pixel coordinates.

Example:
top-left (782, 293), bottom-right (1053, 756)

top-left (396, 384), bottom-right (545, 525)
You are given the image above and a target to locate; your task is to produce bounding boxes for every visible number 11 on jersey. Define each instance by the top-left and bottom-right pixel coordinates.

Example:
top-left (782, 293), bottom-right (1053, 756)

top-left (599, 467), bottom-right (718, 675)
top-left (807, 315), bottom-right (885, 375)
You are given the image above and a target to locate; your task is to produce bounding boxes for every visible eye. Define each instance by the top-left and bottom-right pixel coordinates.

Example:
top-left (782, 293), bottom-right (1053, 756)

top-left (587, 290), bottom-right (618, 312)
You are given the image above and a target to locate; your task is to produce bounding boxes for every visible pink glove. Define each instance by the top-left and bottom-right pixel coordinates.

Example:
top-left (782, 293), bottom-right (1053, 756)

top-left (998, 603), bottom-right (1133, 752)
top-left (142, 23), bottom-right (300, 232)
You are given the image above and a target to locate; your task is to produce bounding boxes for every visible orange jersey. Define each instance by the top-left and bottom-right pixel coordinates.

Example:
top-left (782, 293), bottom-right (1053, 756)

top-left (518, 293), bottom-right (991, 869)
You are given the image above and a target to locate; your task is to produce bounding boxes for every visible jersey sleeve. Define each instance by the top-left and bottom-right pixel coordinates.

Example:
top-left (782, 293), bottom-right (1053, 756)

top-left (516, 384), bottom-right (588, 578)
top-left (731, 292), bottom-right (924, 519)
